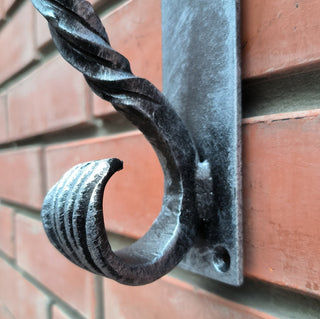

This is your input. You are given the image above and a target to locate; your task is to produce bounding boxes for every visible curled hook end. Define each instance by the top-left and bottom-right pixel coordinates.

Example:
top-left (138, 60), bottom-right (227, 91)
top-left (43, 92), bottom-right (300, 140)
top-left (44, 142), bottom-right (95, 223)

top-left (41, 158), bottom-right (122, 274)
top-left (35, 0), bottom-right (198, 286)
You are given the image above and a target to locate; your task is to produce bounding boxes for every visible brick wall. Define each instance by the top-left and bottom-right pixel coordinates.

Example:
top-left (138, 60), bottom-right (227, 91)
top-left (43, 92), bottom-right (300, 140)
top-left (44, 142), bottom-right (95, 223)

top-left (0, 0), bottom-right (320, 318)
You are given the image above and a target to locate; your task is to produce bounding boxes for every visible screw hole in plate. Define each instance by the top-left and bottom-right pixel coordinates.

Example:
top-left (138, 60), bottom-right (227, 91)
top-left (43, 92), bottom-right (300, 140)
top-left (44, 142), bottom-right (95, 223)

top-left (213, 246), bottom-right (231, 273)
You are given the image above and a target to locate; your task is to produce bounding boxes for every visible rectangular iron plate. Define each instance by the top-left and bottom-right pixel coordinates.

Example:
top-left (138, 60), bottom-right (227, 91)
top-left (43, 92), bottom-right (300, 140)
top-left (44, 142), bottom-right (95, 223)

top-left (162, 0), bottom-right (242, 286)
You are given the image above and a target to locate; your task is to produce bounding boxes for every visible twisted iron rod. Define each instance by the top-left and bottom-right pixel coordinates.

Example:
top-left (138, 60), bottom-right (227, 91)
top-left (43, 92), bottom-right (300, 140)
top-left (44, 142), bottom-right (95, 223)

top-left (33, 0), bottom-right (199, 285)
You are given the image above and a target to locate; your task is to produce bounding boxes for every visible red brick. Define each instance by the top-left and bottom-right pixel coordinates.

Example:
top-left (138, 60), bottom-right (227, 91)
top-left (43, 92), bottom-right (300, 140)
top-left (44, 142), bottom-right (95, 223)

top-left (93, 0), bottom-right (162, 117)
top-left (15, 213), bottom-right (96, 318)
top-left (0, 146), bottom-right (44, 209)
top-left (45, 131), bottom-right (163, 238)
top-left (0, 259), bottom-right (48, 319)
top-left (52, 306), bottom-right (71, 319)
top-left (35, 9), bottom-right (51, 49)
top-left (0, 95), bottom-right (8, 143)
top-left (242, 0), bottom-right (320, 78)
top-left (92, 95), bottom-right (114, 118)
top-left (3, 0), bottom-right (16, 14)
top-left (0, 304), bottom-right (14, 319)
top-left (0, 1), bottom-right (4, 20)
top-left (243, 109), bottom-right (320, 295)
top-left (104, 276), bottom-right (276, 319)
top-left (0, 2), bottom-right (37, 84)
top-left (7, 56), bottom-right (91, 140)
top-left (0, 0), bottom-right (16, 20)
top-left (0, 205), bottom-right (14, 259)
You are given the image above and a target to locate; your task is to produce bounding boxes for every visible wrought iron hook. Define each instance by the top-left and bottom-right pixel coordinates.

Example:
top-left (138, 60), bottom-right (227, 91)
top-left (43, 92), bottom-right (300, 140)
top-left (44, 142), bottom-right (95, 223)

top-left (33, 0), bottom-right (201, 285)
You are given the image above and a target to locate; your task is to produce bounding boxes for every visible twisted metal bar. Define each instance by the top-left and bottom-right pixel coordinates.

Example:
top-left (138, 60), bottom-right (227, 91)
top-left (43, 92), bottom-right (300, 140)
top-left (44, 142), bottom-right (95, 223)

top-left (33, 0), bottom-right (199, 285)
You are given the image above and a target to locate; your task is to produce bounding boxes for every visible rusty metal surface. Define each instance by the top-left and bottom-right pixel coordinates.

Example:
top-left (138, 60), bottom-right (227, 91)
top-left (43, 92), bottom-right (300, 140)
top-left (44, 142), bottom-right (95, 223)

top-left (162, 0), bottom-right (242, 285)
top-left (32, 0), bottom-right (242, 286)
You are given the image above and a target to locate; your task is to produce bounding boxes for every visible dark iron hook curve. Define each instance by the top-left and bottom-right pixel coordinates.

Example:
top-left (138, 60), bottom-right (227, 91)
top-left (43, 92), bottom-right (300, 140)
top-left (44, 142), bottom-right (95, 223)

top-left (33, 0), bottom-right (200, 285)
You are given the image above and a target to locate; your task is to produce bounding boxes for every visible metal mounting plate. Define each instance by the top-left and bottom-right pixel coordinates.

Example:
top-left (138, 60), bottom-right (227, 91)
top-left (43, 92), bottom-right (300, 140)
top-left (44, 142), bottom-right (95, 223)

top-left (162, 0), bottom-right (242, 285)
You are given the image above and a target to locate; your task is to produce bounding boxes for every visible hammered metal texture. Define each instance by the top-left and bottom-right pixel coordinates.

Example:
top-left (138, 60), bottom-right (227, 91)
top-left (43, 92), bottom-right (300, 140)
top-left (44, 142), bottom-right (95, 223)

top-left (33, 0), bottom-right (198, 285)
